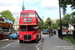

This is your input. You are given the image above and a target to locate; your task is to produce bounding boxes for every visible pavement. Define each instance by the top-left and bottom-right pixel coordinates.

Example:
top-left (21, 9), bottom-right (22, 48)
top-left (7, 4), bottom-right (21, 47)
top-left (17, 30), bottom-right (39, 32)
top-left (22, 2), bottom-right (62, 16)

top-left (42, 32), bottom-right (75, 50)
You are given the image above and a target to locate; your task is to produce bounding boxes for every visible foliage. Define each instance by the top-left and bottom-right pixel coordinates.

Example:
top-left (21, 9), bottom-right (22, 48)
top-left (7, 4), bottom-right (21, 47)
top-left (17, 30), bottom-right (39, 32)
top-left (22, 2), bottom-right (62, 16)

top-left (13, 29), bottom-right (17, 32)
top-left (71, 11), bottom-right (75, 17)
top-left (40, 18), bottom-right (45, 31)
top-left (56, 14), bottom-right (71, 28)
top-left (70, 17), bottom-right (75, 24)
top-left (56, 11), bottom-right (75, 29)
top-left (50, 22), bottom-right (59, 30)
top-left (41, 17), bottom-right (59, 30)
top-left (44, 17), bottom-right (52, 29)
top-left (0, 10), bottom-right (15, 24)
top-left (70, 17), bottom-right (75, 29)
top-left (56, 19), bottom-right (60, 26)
top-left (69, 11), bottom-right (75, 29)
top-left (62, 14), bottom-right (71, 27)
top-left (59, 0), bottom-right (75, 15)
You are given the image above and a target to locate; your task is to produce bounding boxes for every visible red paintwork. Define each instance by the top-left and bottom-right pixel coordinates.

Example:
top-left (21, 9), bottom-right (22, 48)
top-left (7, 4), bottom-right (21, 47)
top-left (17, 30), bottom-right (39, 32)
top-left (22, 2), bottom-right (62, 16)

top-left (19, 10), bottom-right (38, 24)
top-left (19, 10), bottom-right (41, 41)
top-left (19, 17), bottom-right (37, 24)
top-left (62, 30), bottom-right (66, 32)
top-left (19, 31), bottom-right (38, 41)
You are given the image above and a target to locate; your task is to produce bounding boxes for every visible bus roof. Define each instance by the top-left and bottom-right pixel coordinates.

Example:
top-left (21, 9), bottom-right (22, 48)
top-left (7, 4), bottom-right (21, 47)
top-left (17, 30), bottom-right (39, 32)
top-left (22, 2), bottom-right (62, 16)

top-left (21, 10), bottom-right (36, 13)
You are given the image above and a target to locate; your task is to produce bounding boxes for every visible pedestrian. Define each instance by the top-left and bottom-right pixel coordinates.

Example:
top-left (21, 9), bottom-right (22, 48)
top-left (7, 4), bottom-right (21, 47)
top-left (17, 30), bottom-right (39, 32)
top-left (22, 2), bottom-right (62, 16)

top-left (48, 28), bottom-right (50, 37)
top-left (66, 28), bottom-right (69, 34)
top-left (50, 28), bottom-right (53, 36)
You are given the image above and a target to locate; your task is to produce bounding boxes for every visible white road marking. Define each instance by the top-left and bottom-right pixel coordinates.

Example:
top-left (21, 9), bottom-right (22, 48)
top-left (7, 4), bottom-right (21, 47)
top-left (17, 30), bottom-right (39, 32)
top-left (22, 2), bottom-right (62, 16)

top-left (1, 44), bottom-right (10, 49)
top-left (1, 40), bottom-right (18, 49)
top-left (36, 39), bottom-right (42, 50)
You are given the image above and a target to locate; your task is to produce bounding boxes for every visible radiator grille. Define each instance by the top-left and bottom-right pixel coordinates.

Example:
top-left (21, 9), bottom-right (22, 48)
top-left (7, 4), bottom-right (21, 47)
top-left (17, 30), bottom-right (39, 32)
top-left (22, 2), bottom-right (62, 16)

top-left (28, 35), bottom-right (31, 40)
top-left (24, 35), bottom-right (31, 40)
top-left (24, 35), bottom-right (27, 40)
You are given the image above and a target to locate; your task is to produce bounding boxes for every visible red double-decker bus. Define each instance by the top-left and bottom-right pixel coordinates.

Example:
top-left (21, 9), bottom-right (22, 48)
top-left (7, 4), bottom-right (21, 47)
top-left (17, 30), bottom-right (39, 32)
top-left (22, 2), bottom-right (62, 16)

top-left (19, 10), bottom-right (41, 43)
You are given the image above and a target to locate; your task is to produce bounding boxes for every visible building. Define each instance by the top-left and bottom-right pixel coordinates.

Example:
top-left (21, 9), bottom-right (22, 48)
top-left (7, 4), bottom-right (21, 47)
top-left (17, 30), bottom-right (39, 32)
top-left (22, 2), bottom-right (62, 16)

top-left (52, 19), bottom-right (58, 23)
top-left (13, 17), bottom-right (19, 30)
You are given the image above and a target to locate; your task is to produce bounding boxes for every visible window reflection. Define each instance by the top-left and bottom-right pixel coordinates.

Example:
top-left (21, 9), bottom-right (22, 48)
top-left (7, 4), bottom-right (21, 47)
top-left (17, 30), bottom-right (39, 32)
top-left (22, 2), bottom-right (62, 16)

top-left (21, 13), bottom-right (27, 17)
top-left (29, 13), bottom-right (35, 17)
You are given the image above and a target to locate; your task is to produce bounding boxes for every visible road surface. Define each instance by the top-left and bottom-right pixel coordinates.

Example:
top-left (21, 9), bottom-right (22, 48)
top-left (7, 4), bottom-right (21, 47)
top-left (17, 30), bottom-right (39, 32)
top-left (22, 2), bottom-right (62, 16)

top-left (0, 39), bottom-right (43, 50)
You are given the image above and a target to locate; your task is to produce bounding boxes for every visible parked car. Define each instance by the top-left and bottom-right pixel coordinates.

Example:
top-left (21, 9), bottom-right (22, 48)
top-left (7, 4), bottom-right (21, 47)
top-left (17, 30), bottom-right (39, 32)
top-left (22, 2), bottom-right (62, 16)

top-left (8, 32), bottom-right (18, 39)
top-left (62, 29), bottom-right (67, 34)
top-left (42, 29), bottom-right (48, 34)
top-left (16, 32), bottom-right (19, 37)
top-left (62, 29), bottom-right (66, 32)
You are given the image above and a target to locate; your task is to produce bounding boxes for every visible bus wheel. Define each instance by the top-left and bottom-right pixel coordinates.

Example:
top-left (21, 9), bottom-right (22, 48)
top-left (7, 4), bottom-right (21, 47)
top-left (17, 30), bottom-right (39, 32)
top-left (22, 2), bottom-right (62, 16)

top-left (40, 34), bottom-right (41, 39)
top-left (35, 35), bottom-right (38, 43)
top-left (9, 38), bottom-right (11, 40)
top-left (19, 39), bottom-right (23, 43)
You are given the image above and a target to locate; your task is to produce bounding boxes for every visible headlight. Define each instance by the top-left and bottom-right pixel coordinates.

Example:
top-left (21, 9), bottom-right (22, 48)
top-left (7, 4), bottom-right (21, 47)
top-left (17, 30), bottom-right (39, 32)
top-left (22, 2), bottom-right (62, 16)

top-left (33, 35), bottom-right (35, 38)
top-left (24, 18), bottom-right (26, 20)
top-left (20, 36), bottom-right (22, 38)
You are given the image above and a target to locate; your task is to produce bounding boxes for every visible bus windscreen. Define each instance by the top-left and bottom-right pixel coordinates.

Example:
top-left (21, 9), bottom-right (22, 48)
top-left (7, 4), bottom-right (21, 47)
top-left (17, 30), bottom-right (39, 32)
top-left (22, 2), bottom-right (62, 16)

top-left (28, 25), bottom-right (37, 31)
top-left (20, 25), bottom-right (26, 31)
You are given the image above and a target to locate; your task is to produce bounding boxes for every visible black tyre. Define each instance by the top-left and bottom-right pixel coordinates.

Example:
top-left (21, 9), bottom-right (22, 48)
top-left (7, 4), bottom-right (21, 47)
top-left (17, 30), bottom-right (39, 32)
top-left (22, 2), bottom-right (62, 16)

top-left (9, 38), bottom-right (11, 40)
top-left (35, 35), bottom-right (38, 43)
top-left (19, 39), bottom-right (23, 43)
top-left (40, 34), bottom-right (41, 39)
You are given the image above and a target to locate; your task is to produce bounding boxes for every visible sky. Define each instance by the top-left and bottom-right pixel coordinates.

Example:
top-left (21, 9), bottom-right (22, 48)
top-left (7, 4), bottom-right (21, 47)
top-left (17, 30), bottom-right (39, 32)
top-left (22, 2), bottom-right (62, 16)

top-left (0, 0), bottom-right (75, 22)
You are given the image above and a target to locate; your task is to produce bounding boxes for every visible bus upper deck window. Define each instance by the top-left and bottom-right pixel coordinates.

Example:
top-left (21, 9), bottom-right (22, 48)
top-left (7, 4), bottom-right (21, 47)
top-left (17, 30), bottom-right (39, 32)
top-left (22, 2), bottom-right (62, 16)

top-left (21, 13), bottom-right (27, 17)
top-left (29, 13), bottom-right (35, 17)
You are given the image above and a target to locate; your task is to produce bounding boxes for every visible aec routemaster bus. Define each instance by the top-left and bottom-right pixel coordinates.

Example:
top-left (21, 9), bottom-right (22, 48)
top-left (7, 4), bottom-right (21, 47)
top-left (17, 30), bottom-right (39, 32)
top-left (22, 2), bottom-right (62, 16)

top-left (19, 10), bottom-right (41, 43)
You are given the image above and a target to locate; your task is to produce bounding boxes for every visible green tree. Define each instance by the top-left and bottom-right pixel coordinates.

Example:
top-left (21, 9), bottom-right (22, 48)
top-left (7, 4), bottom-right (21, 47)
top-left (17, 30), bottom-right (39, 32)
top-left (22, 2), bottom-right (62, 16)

top-left (40, 18), bottom-right (45, 31)
top-left (56, 19), bottom-right (60, 26)
top-left (45, 17), bottom-right (52, 29)
top-left (70, 16), bottom-right (75, 30)
top-left (56, 19), bottom-right (65, 29)
top-left (71, 11), bottom-right (75, 17)
top-left (59, 0), bottom-right (75, 15)
top-left (51, 21), bottom-right (58, 30)
top-left (62, 14), bottom-right (71, 27)
top-left (56, 14), bottom-right (71, 28)
top-left (0, 10), bottom-right (15, 24)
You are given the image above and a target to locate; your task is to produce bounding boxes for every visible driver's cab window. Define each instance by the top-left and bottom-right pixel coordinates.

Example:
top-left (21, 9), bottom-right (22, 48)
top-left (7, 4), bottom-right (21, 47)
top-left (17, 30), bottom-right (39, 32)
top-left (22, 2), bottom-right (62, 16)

top-left (28, 25), bottom-right (37, 31)
top-left (33, 26), bottom-right (37, 31)
top-left (20, 25), bottom-right (26, 31)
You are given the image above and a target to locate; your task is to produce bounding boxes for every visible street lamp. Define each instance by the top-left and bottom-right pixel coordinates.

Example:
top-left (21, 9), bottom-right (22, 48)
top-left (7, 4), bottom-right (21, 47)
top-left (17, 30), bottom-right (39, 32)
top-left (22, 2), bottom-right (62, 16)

top-left (58, 0), bottom-right (62, 39)
top-left (59, 0), bottom-right (62, 30)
